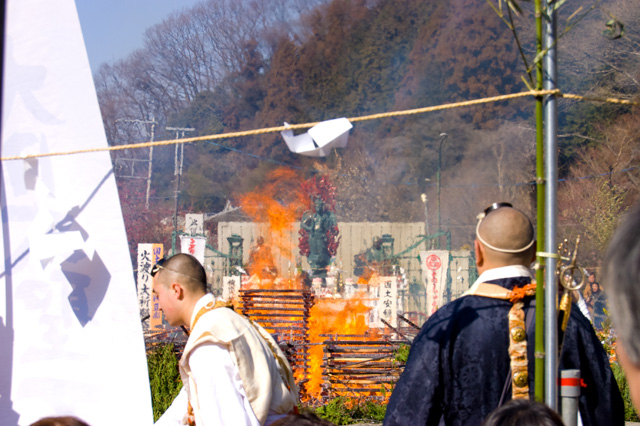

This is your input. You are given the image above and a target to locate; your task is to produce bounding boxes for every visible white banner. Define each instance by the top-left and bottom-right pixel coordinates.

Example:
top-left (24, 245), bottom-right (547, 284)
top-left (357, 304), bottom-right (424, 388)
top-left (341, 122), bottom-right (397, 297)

top-left (378, 276), bottom-right (398, 328)
top-left (180, 235), bottom-right (206, 265)
top-left (0, 1), bottom-right (153, 425)
top-left (420, 251), bottom-right (450, 316)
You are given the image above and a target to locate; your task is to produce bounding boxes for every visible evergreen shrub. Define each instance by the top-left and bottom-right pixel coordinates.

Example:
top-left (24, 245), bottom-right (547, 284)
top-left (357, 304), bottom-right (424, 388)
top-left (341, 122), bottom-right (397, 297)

top-left (315, 397), bottom-right (386, 425)
top-left (147, 343), bottom-right (183, 421)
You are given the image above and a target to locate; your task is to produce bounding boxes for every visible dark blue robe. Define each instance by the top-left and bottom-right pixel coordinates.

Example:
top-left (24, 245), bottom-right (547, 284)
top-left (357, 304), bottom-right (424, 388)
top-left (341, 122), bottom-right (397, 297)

top-left (383, 275), bottom-right (624, 426)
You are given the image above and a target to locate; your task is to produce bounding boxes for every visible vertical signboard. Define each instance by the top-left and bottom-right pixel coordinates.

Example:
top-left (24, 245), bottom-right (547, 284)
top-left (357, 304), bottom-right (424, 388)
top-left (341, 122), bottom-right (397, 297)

top-left (420, 251), bottom-right (450, 316)
top-left (137, 244), bottom-right (153, 322)
top-left (378, 276), bottom-right (398, 328)
top-left (149, 244), bottom-right (164, 331)
top-left (222, 276), bottom-right (240, 301)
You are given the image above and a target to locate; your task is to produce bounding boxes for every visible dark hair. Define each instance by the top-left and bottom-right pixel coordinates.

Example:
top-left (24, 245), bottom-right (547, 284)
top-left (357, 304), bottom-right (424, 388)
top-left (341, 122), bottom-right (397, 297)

top-left (269, 412), bottom-right (336, 426)
top-left (30, 416), bottom-right (90, 426)
top-left (481, 399), bottom-right (564, 426)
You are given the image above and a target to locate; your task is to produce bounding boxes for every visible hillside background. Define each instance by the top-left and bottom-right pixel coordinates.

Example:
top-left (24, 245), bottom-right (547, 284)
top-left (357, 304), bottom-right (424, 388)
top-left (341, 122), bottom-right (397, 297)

top-left (94, 0), bottom-right (640, 266)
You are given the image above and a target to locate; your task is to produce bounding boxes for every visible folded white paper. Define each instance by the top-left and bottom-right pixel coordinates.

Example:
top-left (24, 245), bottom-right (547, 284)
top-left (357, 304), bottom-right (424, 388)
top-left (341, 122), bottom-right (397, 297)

top-left (281, 117), bottom-right (352, 157)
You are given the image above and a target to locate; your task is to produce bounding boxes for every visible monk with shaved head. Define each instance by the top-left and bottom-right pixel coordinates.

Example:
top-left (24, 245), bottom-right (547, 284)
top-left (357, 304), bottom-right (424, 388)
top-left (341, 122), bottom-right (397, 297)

top-left (153, 253), bottom-right (298, 426)
top-left (385, 204), bottom-right (623, 426)
top-left (475, 206), bottom-right (536, 272)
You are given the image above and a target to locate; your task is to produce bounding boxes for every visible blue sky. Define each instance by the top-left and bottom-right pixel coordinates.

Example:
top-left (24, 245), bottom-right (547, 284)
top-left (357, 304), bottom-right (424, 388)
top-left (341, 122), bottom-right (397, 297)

top-left (75, 0), bottom-right (203, 72)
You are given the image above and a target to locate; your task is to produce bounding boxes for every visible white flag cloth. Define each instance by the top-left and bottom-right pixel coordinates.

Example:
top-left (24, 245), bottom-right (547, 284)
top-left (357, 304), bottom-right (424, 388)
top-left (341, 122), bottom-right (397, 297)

top-left (0, 1), bottom-right (153, 425)
top-left (419, 251), bottom-right (450, 316)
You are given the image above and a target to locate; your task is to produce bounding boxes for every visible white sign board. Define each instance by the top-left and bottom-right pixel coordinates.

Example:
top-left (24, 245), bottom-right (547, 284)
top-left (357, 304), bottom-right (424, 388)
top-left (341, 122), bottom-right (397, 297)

top-left (420, 251), bottom-right (450, 316)
top-left (137, 244), bottom-right (154, 320)
top-left (138, 244), bottom-right (163, 331)
top-left (222, 276), bottom-right (240, 301)
top-left (378, 276), bottom-right (398, 328)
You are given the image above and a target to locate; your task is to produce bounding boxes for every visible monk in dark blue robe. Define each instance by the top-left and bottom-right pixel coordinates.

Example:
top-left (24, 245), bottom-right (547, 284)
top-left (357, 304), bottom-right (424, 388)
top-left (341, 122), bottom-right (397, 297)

top-left (384, 205), bottom-right (623, 426)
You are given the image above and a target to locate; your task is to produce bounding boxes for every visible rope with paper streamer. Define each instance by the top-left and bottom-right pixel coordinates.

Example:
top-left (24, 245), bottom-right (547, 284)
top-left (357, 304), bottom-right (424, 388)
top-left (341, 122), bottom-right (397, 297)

top-left (1, 89), bottom-right (638, 162)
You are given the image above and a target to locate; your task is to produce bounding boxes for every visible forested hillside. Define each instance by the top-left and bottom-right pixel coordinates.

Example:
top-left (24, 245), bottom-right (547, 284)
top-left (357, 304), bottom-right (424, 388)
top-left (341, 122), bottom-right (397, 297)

top-left (96, 0), bottom-right (640, 262)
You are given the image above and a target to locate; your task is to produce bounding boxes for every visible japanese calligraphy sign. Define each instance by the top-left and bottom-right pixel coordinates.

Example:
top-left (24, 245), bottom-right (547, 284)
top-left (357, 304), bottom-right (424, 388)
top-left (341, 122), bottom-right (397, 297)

top-left (420, 250), bottom-right (450, 316)
top-left (149, 244), bottom-right (164, 331)
top-left (185, 213), bottom-right (204, 235)
top-left (377, 276), bottom-right (398, 328)
top-left (137, 243), bottom-right (163, 330)
top-left (180, 235), bottom-right (206, 265)
top-left (137, 244), bottom-right (154, 321)
top-left (222, 276), bottom-right (240, 301)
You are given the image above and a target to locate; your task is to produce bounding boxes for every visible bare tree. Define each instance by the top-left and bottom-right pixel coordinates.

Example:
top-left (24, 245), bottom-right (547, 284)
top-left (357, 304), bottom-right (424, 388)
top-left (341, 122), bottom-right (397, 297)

top-left (94, 0), bottom-right (331, 144)
top-left (558, 111), bottom-right (640, 263)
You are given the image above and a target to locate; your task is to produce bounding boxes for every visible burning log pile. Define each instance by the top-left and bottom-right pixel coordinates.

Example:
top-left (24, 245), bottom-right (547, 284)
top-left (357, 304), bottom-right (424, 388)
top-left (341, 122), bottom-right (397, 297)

top-left (238, 288), bottom-right (314, 385)
top-left (320, 334), bottom-right (406, 402)
top-left (237, 285), bottom-right (413, 404)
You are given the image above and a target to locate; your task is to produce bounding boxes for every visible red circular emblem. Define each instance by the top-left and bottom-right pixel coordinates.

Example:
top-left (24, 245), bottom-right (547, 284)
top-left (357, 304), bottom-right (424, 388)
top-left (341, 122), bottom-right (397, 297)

top-left (426, 254), bottom-right (442, 271)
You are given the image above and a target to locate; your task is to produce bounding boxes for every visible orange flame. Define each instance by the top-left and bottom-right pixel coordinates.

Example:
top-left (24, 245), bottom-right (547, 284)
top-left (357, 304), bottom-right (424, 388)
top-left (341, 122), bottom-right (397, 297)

top-left (306, 297), bottom-right (370, 397)
top-left (237, 168), bottom-right (306, 285)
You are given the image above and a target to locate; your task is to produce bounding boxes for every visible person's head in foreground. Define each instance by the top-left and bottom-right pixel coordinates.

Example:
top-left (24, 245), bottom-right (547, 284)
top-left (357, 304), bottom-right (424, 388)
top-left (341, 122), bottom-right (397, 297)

top-left (481, 399), bottom-right (564, 426)
top-left (30, 416), bottom-right (90, 426)
top-left (603, 201), bottom-right (640, 412)
top-left (475, 203), bottom-right (536, 273)
top-left (151, 253), bottom-right (207, 327)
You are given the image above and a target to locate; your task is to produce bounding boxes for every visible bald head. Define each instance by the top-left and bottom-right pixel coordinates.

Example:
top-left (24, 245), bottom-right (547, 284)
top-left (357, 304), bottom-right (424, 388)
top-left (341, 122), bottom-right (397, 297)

top-left (155, 253), bottom-right (207, 295)
top-left (476, 207), bottom-right (535, 269)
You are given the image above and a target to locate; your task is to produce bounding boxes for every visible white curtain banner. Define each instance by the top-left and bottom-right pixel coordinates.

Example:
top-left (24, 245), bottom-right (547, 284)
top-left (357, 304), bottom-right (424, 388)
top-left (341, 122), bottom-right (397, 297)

top-left (420, 251), bottom-right (450, 316)
top-left (0, 1), bottom-right (153, 424)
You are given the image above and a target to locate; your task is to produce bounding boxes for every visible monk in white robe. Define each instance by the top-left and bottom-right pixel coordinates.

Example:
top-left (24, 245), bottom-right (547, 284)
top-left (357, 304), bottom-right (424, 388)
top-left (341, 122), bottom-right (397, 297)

top-left (152, 254), bottom-right (297, 426)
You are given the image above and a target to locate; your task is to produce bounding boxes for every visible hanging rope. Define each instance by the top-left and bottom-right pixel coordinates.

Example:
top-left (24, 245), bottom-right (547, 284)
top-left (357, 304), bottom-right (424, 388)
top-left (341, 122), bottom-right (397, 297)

top-left (1, 89), bottom-right (637, 162)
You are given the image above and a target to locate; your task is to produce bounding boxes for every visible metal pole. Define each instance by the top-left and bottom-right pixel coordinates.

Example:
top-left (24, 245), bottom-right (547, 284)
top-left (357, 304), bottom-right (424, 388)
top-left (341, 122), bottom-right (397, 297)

top-left (421, 179), bottom-right (430, 249)
top-left (113, 118), bottom-right (157, 209)
top-left (423, 194), bottom-right (429, 237)
top-left (559, 370), bottom-right (580, 426)
top-left (437, 152), bottom-right (441, 235)
top-left (544, 0), bottom-right (559, 410)
top-left (534, 0), bottom-right (547, 403)
top-left (172, 141), bottom-right (179, 255)
top-left (437, 133), bottom-right (447, 237)
top-left (145, 120), bottom-right (156, 210)
top-left (166, 127), bottom-right (195, 255)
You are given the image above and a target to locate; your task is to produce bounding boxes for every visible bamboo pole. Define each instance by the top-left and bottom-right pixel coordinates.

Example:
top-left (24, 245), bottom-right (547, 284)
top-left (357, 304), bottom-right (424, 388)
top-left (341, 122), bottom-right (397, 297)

top-left (534, 0), bottom-right (547, 403)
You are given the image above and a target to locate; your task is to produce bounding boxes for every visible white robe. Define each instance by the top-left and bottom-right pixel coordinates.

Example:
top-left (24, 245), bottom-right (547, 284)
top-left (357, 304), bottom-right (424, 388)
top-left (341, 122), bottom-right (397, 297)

top-left (155, 294), bottom-right (296, 426)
